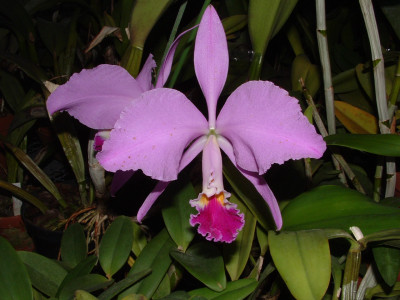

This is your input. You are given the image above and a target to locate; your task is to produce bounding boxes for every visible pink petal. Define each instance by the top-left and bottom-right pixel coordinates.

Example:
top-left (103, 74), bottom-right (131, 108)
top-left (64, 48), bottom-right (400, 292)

top-left (97, 88), bottom-right (208, 181)
top-left (155, 26), bottom-right (197, 88)
top-left (194, 5), bottom-right (228, 128)
top-left (218, 136), bottom-right (282, 230)
top-left (47, 64), bottom-right (144, 129)
top-left (137, 136), bottom-right (207, 222)
top-left (190, 193), bottom-right (244, 243)
top-left (216, 81), bottom-right (326, 174)
top-left (136, 54), bottom-right (156, 91)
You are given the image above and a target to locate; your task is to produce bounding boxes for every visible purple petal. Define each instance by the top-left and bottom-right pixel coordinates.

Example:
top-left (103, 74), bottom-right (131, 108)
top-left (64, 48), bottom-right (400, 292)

top-left (218, 136), bottom-right (282, 230)
top-left (110, 170), bottom-right (135, 196)
top-left (156, 26), bottom-right (197, 88)
top-left (137, 136), bottom-right (207, 222)
top-left (47, 64), bottom-right (144, 129)
top-left (97, 88), bottom-right (208, 181)
top-left (194, 5), bottom-right (228, 127)
top-left (216, 81), bottom-right (326, 174)
top-left (190, 193), bottom-right (244, 243)
top-left (136, 54), bottom-right (156, 91)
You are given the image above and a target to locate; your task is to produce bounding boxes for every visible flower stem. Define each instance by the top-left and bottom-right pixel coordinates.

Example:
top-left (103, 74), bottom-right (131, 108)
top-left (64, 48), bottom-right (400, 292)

top-left (359, 0), bottom-right (396, 197)
top-left (316, 0), bottom-right (336, 135)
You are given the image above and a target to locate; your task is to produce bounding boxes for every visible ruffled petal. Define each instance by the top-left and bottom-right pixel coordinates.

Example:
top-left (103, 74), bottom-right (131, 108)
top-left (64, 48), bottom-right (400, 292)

top-left (216, 81), bottom-right (326, 174)
top-left (218, 135), bottom-right (282, 230)
top-left (136, 54), bottom-right (156, 91)
top-left (47, 64), bottom-right (144, 129)
top-left (189, 135), bottom-right (244, 243)
top-left (194, 5), bottom-right (228, 127)
top-left (190, 193), bottom-right (244, 243)
top-left (97, 88), bottom-right (208, 181)
top-left (137, 136), bottom-right (207, 222)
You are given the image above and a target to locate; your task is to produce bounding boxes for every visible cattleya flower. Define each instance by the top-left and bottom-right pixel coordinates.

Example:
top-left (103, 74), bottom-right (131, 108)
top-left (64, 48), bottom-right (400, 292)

top-left (94, 6), bottom-right (326, 242)
top-left (47, 29), bottom-right (187, 193)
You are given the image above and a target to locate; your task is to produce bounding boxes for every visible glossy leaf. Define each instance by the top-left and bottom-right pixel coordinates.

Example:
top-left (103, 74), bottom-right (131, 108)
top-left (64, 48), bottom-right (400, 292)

top-left (223, 194), bottom-right (256, 280)
top-left (99, 216), bottom-right (134, 278)
top-left (291, 54), bottom-right (320, 97)
top-left (282, 185), bottom-right (400, 235)
top-left (372, 246), bottom-right (400, 287)
top-left (162, 181), bottom-right (197, 251)
top-left (269, 230), bottom-right (331, 300)
top-left (97, 269), bottom-right (151, 300)
top-left (332, 68), bottom-right (359, 93)
top-left (170, 242), bottom-right (226, 292)
top-left (120, 229), bottom-right (176, 299)
top-left (248, 0), bottom-right (298, 54)
top-left (58, 274), bottom-right (112, 300)
top-left (334, 101), bottom-right (378, 134)
top-left (132, 222), bottom-right (147, 257)
top-left (188, 278), bottom-right (258, 300)
top-left (56, 256), bottom-right (98, 297)
top-left (222, 15), bottom-right (247, 36)
top-left (74, 290), bottom-right (99, 300)
top-left (324, 134), bottom-right (400, 156)
top-left (18, 251), bottom-right (68, 297)
top-left (0, 237), bottom-right (32, 300)
top-left (61, 223), bottom-right (87, 268)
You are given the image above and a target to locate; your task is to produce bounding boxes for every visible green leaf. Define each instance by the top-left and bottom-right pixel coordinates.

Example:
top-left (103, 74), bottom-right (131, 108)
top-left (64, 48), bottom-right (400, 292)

top-left (132, 222), bottom-right (147, 257)
top-left (364, 282), bottom-right (400, 299)
top-left (61, 223), bottom-right (87, 268)
top-left (120, 229), bottom-right (176, 299)
top-left (74, 290), bottom-right (99, 300)
top-left (223, 194), bottom-right (256, 280)
top-left (58, 274), bottom-right (112, 300)
top-left (0, 237), bottom-right (33, 300)
top-left (97, 269), bottom-right (151, 300)
top-left (56, 255), bottom-right (98, 297)
top-left (282, 185), bottom-right (400, 235)
top-left (18, 251), bottom-right (68, 297)
top-left (152, 273), bottom-right (170, 299)
top-left (325, 134), bottom-right (400, 156)
top-left (162, 181), bottom-right (197, 251)
top-left (188, 278), bottom-right (258, 300)
top-left (0, 180), bottom-right (48, 213)
top-left (269, 230), bottom-right (331, 300)
top-left (223, 157), bottom-right (275, 230)
top-left (332, 68), bottom-right (359, 93)
top-left (248, 0), bottom-right (298, 55)
top-left (0, 71), bottom-right (25, 112)
top-left (256, 225), bottom-right (269, 256)
top-left (99, 216), bottom-right (134, 278)
top-left (171, 242), bottom-right (226, 292)
top-left (372, 246), bottom-right (400, 287)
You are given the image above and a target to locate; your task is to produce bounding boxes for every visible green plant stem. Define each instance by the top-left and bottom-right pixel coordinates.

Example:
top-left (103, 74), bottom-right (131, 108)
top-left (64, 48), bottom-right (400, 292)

top-left (248, 52), bottom-right (263, 81)
top-left (373, 164), bottom-right (383, 202)
top-left (302, 83), bottom-right (366, 194)
top-left (156, 0), bottom-right (187, 82)
top-left (120, 45), bottom-right (143, 78)
top-left (316, 0), bottom-right (336, 135)
top-left (359, 0), bottom-right (396, 198)
top-left (342, 242), bottom-right (362, 300)
top-left (167, 0), bottom-right (211, 88)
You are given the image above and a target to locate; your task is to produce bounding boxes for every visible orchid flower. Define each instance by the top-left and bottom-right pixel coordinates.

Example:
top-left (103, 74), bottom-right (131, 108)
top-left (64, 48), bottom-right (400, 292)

top-left (96, 5), bottom-right (326, 243)
top-left (47, 30), bottom-right (188, 194)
